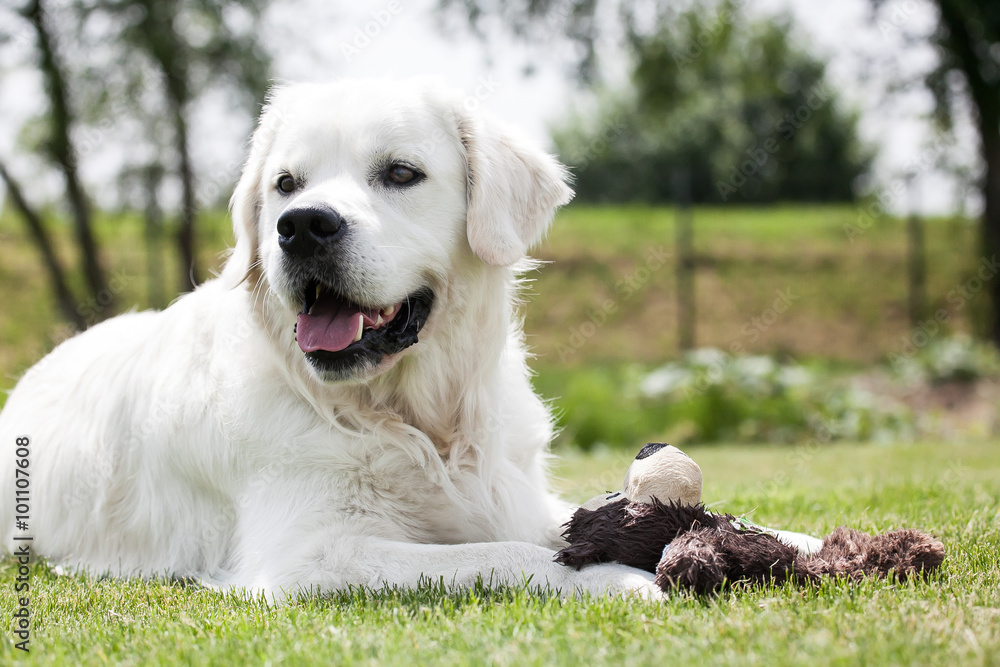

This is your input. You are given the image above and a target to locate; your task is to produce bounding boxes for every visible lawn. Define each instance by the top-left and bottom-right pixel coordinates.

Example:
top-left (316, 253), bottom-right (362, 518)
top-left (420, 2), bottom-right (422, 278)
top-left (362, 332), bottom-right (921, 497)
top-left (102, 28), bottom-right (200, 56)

top-left (526, 204), bottom-right (983, 368)
top-left (2, 440), bottom-right (998, 665)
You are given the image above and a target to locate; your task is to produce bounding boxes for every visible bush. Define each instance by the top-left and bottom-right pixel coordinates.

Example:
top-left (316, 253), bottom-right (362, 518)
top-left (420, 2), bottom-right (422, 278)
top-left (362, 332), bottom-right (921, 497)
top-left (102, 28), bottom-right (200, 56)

top-left (541, 350), bottom-right (914, 449)
top-left (888, 335), bottom-right (1000, 384)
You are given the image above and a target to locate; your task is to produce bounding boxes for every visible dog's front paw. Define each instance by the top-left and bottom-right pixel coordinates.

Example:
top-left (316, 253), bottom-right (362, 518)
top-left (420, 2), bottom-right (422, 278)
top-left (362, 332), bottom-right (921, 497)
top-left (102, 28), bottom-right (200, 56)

top-left (568, 562), bottom-right (664, 601)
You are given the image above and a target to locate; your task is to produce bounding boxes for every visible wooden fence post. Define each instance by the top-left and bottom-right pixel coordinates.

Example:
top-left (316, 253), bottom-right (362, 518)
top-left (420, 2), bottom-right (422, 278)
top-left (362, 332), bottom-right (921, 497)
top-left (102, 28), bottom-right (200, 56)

top-left (906, 173), bottom-right (927, 328)
top-left (674, 168), bottom-right (695, 352)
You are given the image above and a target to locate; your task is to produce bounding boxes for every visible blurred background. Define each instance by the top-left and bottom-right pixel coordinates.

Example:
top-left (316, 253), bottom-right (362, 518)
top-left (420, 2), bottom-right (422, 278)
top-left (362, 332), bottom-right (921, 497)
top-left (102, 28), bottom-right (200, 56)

top-left (1, 0), bottom-right (998, 451)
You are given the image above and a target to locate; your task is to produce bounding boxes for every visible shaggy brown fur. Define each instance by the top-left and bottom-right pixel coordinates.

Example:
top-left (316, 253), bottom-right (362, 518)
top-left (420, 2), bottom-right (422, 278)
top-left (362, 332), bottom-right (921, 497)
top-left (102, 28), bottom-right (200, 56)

top-left (555, 500), bottom-right (946, 594)
top-left (555, 498), bottom-right (730, 572)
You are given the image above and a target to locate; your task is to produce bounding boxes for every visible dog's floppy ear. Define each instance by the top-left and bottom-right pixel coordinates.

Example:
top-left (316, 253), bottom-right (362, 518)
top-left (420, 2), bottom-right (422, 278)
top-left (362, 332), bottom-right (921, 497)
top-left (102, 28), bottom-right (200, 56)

top-left (458, 113), bottom-right (574, 266)
top-left (224, 100), bottom-right (281, 287)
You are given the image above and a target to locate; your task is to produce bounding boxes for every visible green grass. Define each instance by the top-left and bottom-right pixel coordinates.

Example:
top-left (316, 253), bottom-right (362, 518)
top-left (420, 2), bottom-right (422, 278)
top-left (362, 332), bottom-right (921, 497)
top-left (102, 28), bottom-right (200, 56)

top-left (2, 440), bottom-right (998, 665)
top-left (526, 204), bottom-right (983, 368)
top-left (0, 208), bottom-right (234, 399)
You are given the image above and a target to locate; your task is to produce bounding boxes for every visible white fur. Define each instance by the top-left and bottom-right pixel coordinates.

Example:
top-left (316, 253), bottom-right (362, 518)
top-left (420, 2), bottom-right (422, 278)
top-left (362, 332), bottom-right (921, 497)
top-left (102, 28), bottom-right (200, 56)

top-left (0, 79), bottom-right (662, 602)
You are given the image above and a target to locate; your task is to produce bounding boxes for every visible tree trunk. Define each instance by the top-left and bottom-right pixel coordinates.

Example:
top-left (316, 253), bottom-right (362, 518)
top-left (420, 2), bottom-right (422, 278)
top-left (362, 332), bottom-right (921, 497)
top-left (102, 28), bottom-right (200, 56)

top-left (128, 0), bottom-right (200, 293)
top-left (141, 0), bottom-right (200, 294)
top-left (932, 0), bottom-right (1000, 345)
top-left (22, 0), bottom-right (113, 321)
top-left (981, 134), bottom-right (1000, 347)
top-left (674, 168), bottom-right (695, 351)
top-left (170, 95), bottom-right (199, 293)
top-left (906, 176), bottom-right (927, 328)
top-left (0, 160), bottom-right (87, 331)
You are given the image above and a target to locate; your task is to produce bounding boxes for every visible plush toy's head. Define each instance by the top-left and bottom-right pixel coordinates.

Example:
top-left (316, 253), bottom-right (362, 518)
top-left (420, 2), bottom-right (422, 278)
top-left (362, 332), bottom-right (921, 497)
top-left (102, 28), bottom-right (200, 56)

top-left (581, 442), bottom-right (703, 511)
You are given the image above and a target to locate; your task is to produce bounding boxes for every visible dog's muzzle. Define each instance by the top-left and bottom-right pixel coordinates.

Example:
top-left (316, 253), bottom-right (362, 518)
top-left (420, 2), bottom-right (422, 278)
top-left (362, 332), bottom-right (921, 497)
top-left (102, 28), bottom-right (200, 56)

top-left (276, 204), bottom-right (435, 380)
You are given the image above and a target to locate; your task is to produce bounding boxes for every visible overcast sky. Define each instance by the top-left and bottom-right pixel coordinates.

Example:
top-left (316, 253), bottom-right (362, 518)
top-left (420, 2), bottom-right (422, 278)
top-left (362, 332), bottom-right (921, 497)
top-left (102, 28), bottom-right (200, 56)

top-left (0, 0), bottom-right (981, 215)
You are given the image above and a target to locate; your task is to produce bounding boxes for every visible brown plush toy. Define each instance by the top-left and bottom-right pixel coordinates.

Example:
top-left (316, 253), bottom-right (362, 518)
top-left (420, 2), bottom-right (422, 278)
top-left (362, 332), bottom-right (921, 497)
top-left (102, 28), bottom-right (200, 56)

top-left (555, 443), bottom-right (946, 594)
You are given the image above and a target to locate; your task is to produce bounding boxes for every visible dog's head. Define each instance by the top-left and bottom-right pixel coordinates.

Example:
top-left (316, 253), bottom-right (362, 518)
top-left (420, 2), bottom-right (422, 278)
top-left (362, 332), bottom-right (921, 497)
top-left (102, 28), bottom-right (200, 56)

top-left (226, 79), bottom-right (572, 383)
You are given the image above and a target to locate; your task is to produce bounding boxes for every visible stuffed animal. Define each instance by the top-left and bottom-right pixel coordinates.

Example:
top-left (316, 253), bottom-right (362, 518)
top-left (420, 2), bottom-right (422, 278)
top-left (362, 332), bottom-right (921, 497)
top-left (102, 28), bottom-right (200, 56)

top-left (555, 442), bottom-right (946, 594)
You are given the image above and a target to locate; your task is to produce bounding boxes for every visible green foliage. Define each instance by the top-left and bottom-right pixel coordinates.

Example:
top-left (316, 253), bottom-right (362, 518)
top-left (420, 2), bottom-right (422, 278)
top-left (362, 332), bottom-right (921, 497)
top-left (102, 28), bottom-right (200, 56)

top-left (1, 441), bottom-right (998, 664)
top-left (539, 352), bottom-right (917, 450)
top-left (72, 0), bottom-right (272, 205)
top-left (554, 1), bottom-right (872, 204)
top-left (888, 334), bottom-right (1000, 384)
top-left (920, 0), bottom-right (1000, 133)
top-left (542, 365), bottom-right (655, 451)
top-left (87, 0), bottom-right (272, 104)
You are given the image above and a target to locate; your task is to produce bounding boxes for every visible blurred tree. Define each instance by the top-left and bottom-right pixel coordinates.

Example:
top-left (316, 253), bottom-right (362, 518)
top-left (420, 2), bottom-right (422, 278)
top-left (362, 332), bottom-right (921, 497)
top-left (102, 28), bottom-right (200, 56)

top-left (0, 160), bottom-right (87, 330)
top-left (553, 3), bottom-right (871, 203)
top-left (80, 0), bottom-right (271, 292)
top-left (14, 0), bottom-right (114, 322)
top-left (443, 0), bottom-right (869, 202)
top-left (917, 0), bottom-right (1000, 346)
top-left (2, 0), bottom-right (270, 331)
top-left (448, 0), bottom-right (1000, 346)
top-left (441, 0), bottom-right (603, 81)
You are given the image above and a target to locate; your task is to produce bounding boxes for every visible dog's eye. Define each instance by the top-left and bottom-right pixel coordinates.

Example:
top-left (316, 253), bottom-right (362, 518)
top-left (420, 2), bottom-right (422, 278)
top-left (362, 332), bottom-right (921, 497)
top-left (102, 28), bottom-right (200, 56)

top-left (386, 164), bottom-right (422, 186)
top-left (277, 174), bottom-right (296, 194)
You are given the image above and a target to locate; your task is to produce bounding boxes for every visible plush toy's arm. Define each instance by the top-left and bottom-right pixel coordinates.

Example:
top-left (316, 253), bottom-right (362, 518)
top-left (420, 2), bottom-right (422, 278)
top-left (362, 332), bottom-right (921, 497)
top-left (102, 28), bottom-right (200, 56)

top-left (554, 543), bottom-right (606, 570)
top-left (554, 499), bottom-right (632, 570)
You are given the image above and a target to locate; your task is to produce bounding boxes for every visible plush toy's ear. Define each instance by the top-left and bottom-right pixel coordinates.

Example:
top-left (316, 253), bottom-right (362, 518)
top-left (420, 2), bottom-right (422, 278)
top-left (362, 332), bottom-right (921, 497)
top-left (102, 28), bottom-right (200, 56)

top-left (224, 97), bottom-right (282, 287)
top-left (457, 112), bottom-right (573, 266)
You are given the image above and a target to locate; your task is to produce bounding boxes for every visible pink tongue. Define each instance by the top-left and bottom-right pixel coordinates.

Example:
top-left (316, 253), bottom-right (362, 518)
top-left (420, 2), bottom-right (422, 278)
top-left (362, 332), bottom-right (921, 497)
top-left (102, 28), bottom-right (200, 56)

top-left (297, 294), bottom-right (378, 353)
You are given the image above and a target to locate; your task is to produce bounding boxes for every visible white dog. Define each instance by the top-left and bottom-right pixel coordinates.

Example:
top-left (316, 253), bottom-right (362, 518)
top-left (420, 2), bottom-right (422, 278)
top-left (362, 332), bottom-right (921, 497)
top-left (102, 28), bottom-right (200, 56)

top-left (1, 79), bottom-right (817, 602)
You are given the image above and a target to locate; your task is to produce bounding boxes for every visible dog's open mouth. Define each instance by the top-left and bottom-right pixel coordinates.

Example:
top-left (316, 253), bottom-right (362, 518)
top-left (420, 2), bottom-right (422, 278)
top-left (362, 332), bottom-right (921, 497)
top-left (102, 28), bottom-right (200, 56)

top-left (294, 282), bottom-right (434, 376)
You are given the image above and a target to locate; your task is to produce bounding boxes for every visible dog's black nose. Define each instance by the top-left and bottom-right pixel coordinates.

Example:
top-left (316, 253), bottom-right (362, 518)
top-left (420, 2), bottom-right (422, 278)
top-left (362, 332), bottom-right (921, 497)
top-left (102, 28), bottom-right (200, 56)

top-left (276, 205), bottom-right (345, 257)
